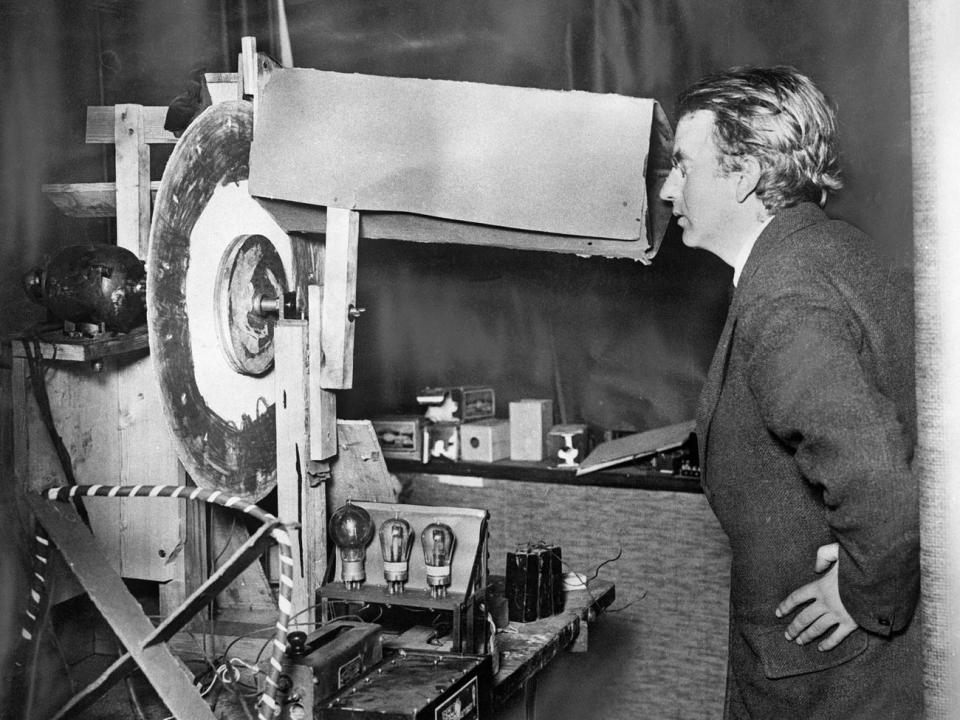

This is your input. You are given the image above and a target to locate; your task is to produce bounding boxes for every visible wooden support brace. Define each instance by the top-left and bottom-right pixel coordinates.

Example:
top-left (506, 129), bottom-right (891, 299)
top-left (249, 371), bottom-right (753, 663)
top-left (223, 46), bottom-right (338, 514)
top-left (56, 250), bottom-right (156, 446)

top-left (275, 319), bottom-right (327, 625)
top-left (240, 36), bottom-right (258, 100)
top-left (308, 284), bottom-right (338, 460)
top-left (320, 207), bottom-right (360, 390)
top-left (113, 104), bottom-right (151, 258)
top-left (25, 495), bottom-right (222, 720)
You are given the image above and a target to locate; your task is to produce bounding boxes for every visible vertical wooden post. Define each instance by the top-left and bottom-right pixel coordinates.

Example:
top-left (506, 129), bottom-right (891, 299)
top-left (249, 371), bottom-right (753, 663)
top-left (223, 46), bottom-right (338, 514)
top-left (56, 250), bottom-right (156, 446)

top-left (320, 207), bottom-right (360, 390)
top-left (309, 284), bottom-right (338, 460)
top-left (910, 2), bottom-right (960, 717)
top-left (113, 104), bottom-right (151, 258)
top-left (275, 319), bottom-right (325, 626)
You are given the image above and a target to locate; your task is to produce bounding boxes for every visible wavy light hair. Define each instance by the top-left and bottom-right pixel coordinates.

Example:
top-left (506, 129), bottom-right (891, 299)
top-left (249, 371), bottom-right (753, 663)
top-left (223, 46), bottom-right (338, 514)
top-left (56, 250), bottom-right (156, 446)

top-left (677, 66), bottom-right (843, 211)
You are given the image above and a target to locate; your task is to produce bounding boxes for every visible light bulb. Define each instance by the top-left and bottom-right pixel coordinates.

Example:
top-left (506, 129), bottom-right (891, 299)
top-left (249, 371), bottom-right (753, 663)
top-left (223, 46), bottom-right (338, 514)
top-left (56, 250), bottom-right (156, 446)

top-left (421, 522), bottom-right (456, 598)
top-left (379, 514), bottom-right (414, 595)
top-left (329, 502), bottom-right (375, 590)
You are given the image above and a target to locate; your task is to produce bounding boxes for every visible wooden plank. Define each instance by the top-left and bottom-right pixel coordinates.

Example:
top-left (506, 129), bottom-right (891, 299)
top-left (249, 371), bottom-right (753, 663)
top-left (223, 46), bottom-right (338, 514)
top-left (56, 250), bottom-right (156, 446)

top-left (9, 326), bottom-right (150, 363)
top-left (159, 464), bottom-right (208, 623)
top-left (208, 507), bottom-right (277, 624)
top-left (9, 356), bottom-right (83, 603)
top-left (492, 580), bottom-right (615, 708)
top-left (146, 519), bottom-right (279, 647)
top-left (308, 284), bottom-right (337, 460)
top-left (116, 353), bottom-right (182, 581)
top-left (42, 182), bottom-right (160, 218)
top-left (274, 319), bottom-right (314, 621)
top-left (28, 497), bottom-right (216, 720)
top-left (17, 357), bottom-right (124, 565)
top-left (114, 104), bottom-right (151, 257)
top-left (319, 207), bottom-right (359, 389)
top-left (11, 345), bottom-right (187, 587)
top-left (329, 420), bottom-right (401, 512)
top-left (240, 36), bottom-right (258, 99)
top-left (86, 106), bottom-right (177, 144)
top-left (55, 520), bottom-right (277, 720)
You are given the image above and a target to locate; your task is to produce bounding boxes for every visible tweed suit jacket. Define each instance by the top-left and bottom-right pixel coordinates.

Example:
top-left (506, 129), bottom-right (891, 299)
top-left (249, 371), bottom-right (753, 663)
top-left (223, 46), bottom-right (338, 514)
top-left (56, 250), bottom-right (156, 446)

top-left (697, 203), bottom-right (921, 719)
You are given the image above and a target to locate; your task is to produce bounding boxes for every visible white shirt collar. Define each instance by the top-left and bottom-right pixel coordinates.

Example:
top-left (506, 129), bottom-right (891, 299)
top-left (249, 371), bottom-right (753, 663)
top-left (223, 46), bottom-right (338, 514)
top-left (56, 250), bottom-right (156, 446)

top-left (732, 216), bottom-right (774, 286)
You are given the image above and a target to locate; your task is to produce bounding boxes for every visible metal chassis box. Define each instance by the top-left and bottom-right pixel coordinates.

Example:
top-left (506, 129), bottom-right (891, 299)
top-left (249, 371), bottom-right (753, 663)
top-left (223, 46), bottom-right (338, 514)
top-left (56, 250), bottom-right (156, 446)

top-left (318, 649), bottom-right (492, 720)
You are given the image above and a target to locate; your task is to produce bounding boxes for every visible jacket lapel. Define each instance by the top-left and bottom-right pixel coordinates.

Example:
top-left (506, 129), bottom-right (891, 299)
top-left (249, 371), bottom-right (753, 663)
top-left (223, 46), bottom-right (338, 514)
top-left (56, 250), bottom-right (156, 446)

top-left (696, 305), bottom-right (736, 473)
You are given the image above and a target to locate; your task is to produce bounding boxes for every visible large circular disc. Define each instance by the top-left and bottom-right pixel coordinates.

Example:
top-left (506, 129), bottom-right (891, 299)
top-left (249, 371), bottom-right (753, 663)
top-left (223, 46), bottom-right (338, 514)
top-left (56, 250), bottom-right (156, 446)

top-left (147, 101), bottom-right (293, 501)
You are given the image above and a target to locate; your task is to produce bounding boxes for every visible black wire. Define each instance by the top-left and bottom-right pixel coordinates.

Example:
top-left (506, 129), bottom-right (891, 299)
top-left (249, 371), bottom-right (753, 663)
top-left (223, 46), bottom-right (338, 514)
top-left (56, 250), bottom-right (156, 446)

top-left (211, 516), bottom-right (239, 567)
top-left (22, 337), bottom-right (92, 528)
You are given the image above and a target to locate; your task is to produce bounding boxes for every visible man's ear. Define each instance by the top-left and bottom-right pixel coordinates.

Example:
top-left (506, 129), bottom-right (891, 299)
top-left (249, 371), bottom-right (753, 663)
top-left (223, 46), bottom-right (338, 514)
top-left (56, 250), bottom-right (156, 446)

top-left (735, 156), bottom-right (762, 203)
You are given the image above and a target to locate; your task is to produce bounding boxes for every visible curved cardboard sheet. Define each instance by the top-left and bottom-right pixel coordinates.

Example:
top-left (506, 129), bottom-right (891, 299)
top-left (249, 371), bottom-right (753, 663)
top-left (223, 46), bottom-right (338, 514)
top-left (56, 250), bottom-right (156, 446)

top-left (249, 68), bottom-right (673, 256)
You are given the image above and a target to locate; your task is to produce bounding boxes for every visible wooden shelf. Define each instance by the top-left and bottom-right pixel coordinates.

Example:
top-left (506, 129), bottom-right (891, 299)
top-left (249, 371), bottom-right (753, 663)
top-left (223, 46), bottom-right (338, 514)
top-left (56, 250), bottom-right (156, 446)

top-left (10, 324), bottom-right (149, 363)
top-left (387, 457), bottom-right (702, 493)
top-left (42, 182), bottom-right (161, 218)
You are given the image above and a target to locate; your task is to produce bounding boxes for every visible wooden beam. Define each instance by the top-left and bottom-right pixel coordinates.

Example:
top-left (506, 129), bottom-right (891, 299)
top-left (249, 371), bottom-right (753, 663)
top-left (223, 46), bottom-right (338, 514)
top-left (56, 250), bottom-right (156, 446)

top-left (26, 496), bottom-right (216, 720)
top-left (275, 319), bottom-right (325, 625)
top-left (308, 284), bottom-right (337, 461)
top-left (320, 207), bottom-right (359, 389)
top-left (42, 182), bottom-right (161, 218)
top-left (114, 104), bottom-right (151, 257)
top-left (86, 106), bottom-right (177, 144)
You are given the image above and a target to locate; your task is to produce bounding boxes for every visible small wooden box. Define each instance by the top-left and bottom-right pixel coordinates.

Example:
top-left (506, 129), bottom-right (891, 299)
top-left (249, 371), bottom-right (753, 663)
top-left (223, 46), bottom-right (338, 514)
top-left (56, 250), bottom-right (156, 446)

top-left (418, 385), bottom-right (495, 422)
top-left (373, 416), bottom-right (425, 460)
top-left (423, 421), bottom-right (460, 462)
top-left (509, 399), bottom-right (553, 461)
top-left (460, 419), bottom-right (510, 463)
top-left (546, 423), bottom-right (590, 467)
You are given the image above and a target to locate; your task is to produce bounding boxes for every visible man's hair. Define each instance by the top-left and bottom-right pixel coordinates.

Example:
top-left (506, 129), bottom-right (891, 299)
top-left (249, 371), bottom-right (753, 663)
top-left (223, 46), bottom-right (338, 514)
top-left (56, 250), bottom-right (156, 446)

top-left (677, 66), bottom-right (843, 211)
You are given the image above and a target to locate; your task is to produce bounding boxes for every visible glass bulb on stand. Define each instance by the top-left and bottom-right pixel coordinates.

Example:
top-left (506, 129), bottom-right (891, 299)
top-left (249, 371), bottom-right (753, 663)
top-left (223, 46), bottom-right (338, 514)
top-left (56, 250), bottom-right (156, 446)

top-left (379, 514), bottom-right (414, 595)
top-left (329, 502), bottom-right (375, 590)
top-left (421, 522), bottom-right (456, 598)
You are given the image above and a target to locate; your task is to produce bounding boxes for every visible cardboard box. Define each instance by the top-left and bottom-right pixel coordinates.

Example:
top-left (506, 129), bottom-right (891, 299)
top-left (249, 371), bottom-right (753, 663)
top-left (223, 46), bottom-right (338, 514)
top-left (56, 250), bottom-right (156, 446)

top-left (509, 399), bottom-right (553, 461)
top-left (372, 416), bottom-right (425, 460)
top-left (546, 423), bottom-right (589, 467)
top-left (418, 385), bottom-right (495, 422)
top-left (460, 419), bottom-right (510, 462)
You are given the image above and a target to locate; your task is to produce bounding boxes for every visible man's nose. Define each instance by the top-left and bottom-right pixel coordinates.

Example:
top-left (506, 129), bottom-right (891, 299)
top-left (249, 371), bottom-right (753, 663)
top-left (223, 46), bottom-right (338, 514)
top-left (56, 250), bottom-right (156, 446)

top-left (660, 167), bottom-right (679, 202)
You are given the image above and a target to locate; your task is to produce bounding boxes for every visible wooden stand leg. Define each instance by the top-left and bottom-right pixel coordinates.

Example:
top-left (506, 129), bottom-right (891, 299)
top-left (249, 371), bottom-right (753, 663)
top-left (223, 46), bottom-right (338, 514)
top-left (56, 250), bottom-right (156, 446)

top-left (275, 319), bottom-right (327, 626)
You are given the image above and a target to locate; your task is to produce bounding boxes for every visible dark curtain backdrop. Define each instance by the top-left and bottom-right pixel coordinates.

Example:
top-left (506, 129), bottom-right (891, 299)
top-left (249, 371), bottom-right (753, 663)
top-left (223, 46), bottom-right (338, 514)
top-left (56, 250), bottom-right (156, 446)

top-left (0, 1), bottom-right (911, 712)
top-left (0, 0), bottom-right (911, 432)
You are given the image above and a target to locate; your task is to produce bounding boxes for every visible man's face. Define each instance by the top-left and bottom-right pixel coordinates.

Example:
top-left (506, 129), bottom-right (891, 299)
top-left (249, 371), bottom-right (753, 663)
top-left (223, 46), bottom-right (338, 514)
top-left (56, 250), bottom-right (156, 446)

top-left (659, 110), bottom-right (745, 259)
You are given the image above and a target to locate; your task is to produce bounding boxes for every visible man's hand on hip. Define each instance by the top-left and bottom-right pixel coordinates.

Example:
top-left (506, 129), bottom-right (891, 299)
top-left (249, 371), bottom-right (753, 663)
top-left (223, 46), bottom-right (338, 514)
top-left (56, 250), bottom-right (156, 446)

top-left (775, 542), bottom-right (859, 651)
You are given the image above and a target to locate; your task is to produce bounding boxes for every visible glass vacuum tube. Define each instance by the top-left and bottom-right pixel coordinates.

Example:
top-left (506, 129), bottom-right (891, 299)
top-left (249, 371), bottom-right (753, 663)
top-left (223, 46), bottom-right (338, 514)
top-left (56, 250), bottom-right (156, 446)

top-left (328, 502), bottom-right (375, 590)
top-left (379, 514), bottom-right (414, 594)
top-left (421, 521), bottom-right (456, 598)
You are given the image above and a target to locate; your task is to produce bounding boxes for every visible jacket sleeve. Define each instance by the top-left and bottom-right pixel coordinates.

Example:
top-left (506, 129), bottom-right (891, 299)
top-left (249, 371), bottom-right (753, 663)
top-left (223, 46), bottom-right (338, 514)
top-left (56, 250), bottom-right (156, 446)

top-left (738, 269), bottom-right (919, 636)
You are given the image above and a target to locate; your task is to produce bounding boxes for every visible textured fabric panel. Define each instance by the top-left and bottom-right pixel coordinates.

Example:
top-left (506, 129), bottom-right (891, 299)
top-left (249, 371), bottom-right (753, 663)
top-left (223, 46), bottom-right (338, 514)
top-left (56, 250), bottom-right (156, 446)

top-left (400, 474), bottom-right (731, 720)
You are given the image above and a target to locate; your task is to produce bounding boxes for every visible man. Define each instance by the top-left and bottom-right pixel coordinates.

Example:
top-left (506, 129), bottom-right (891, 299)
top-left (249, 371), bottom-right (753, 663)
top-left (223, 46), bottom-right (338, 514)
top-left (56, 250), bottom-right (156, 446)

top-left (660, 66), bottom-right (921, 718)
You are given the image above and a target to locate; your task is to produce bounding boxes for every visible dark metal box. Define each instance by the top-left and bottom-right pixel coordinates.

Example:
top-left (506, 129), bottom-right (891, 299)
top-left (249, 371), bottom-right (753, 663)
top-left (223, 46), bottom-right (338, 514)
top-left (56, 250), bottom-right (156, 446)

top-left (504, 544), bottom-right (564, 622)
top-left (318, 649), bottom-right (492, 720)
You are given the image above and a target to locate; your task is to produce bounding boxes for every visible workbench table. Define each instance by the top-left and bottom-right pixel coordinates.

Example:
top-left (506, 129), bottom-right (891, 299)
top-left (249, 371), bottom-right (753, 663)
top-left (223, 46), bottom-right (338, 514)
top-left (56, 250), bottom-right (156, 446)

top-left (492, 579), bottom-right (615, 719)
